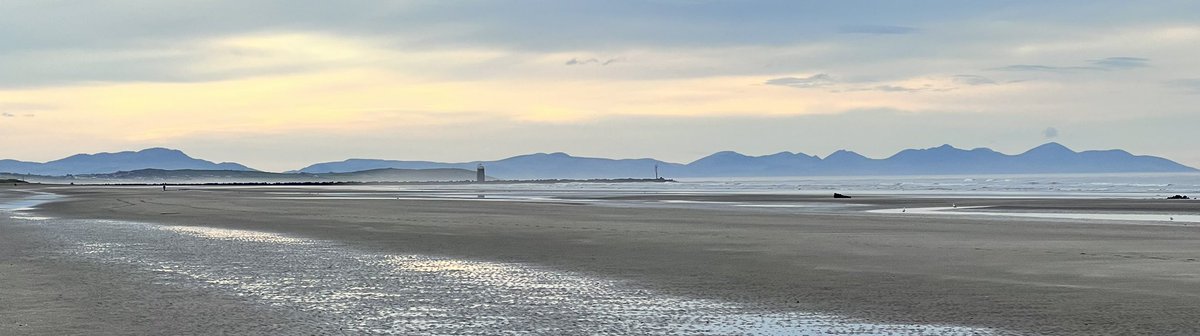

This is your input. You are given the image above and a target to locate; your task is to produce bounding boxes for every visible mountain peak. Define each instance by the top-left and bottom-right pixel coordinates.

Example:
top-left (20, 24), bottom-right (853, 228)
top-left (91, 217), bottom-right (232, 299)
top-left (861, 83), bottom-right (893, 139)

top-left (825, 150), bottom-right (868, 160)
top-left (687, 151), bottom-right (750, 166)
top-left (139, 147), bottom-right (184, 153)
top-left (136, 147), bottom-right (190, 157)
top-left (711, 150), bottom-right (747, 156)
top-left (1034, 142), bottom-right (1072, 151)
top-left (10, 148), bottom-right (255, 176)
top-left (1023, 142), bottom-right (1076, 155)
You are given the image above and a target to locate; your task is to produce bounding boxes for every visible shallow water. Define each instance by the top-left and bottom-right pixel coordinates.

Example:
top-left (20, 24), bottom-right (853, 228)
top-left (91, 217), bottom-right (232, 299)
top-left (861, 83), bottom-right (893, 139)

top-left (0, 191), bottom-right (60, 211)
top-left (3, 196), bottom-right (998, 335)
top-left (203, 172), bottom-right (1200, 199)
top-left (257, 193), bottom-right (865, 212)
top-left (391, 173), bottom-right (1200, 198)
top-left (869, 206), bottom-right (1200, 224)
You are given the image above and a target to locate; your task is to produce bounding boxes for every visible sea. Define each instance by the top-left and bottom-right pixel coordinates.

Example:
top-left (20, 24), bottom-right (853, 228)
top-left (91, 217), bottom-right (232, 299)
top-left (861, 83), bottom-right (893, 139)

top-left (453, 173), bottom-right (1200, 198)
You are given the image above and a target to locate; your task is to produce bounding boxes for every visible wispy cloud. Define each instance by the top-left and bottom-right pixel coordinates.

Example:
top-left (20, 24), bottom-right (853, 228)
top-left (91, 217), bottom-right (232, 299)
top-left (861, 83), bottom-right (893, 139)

top-left (838, 25), bottom-right (918, 35)
top-left (764, 74), bottom-right (836, 88)
top-left (867, 85), bottom-right (924, 93)
top-left (1165, 79), bottom-right (1200, 94)
top-left (770, 74), bottom-right (987, 93)
top-left (991, 64), bottom-right (1103, 73)
top-left (992, 57), bottom-right (1150, 73)
top-left (1090, 57), bottom-right (1149, 69)
top-left (565, 57), bottom-right (621, 66)
top-left (840, 83), bottom-right (956, 93)
top-left (952, 75), bottom-right (997, 85)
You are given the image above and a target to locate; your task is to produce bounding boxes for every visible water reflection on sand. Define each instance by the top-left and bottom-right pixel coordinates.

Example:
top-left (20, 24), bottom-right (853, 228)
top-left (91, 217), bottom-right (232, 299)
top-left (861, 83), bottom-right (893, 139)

top-left (869, 206), bottom-right (1200, 224)
top-left (10, 215), bottom-right (998, 335)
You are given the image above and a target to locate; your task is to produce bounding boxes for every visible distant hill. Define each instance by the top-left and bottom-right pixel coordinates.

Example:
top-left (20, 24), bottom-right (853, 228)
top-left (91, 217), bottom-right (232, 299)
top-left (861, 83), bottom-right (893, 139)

top-left (859, 143), bottom-right (1196, 175)
top-left (299, 142), bottom-right (1197, 179)
top-left (0, 148), bottom-right (255, 176)
top-left (298, 153), bottom-right (678, 180)
top-left (3, 143), bottom-right (1195, 180)
top-left (1, 168), bottom-right (481, 184)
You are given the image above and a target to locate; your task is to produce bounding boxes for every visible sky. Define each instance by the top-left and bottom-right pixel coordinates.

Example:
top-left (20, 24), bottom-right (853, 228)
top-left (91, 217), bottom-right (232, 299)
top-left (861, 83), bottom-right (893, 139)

top-left (1, 1), bottom-right (1199, 172)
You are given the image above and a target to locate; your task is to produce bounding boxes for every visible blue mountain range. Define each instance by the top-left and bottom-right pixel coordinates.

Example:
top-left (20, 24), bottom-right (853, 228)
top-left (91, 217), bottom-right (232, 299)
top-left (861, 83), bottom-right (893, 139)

top-left (1, 143), bottom-right (1194, 178)
top-left (0, 148), bottom-right (256, 176)
top-left (298, 142), bottom-right (1197, 179)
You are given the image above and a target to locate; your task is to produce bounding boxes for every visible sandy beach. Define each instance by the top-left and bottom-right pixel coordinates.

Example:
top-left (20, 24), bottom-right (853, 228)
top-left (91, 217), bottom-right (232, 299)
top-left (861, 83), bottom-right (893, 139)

top-left (4, 184), bottom-right (1200, 335)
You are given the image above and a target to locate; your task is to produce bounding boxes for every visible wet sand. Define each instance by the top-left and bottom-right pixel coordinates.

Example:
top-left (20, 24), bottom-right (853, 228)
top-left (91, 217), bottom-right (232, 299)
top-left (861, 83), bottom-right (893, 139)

top-left (0, 189), bottom-right (320, 335)
top-left (7, 185), bottom-right (1200, 335)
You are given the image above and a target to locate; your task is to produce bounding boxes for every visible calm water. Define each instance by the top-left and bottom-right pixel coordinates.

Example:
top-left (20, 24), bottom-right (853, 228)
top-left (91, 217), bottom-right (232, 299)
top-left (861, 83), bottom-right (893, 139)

top-left (240, 173), bottom-right (1200, 224)
top-left (869, 206), bottom-right (1200, 224)
top-left (228, 173), bottom-right (1200, 199)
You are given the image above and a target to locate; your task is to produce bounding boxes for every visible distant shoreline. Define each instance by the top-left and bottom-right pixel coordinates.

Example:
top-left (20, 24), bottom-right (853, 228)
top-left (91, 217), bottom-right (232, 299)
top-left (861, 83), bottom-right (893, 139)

top-left (34, 177), bottom-right (676, 187)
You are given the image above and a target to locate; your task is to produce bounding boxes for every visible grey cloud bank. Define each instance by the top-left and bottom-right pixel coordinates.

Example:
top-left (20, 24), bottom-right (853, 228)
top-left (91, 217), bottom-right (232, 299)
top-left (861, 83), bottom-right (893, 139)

top-left (2, 1), bottom-right (1197, 86)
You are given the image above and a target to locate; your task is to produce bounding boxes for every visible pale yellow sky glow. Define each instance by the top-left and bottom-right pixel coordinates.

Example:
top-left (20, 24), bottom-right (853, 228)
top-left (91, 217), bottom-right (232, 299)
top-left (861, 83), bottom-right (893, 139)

top-left (0, 33), bottom-right (977, 152)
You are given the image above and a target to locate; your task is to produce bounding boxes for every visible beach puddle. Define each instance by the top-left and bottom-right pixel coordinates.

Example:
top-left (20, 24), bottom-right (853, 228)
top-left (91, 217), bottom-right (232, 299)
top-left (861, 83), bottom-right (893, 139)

top-left (0, 192), bottom-right (60, 211)
top-left (660, 200), bottom-right (744, 205)
top-left (655, 200), bottom-right (861, 212)
top-left (869, 206), bottom-right (1200, 224)
top-left (734, 203), bottom-right (857, 208)
top-left (162, 225), bottom-right (316, 244)
top-left (258, 195), bottom-right (558, 203)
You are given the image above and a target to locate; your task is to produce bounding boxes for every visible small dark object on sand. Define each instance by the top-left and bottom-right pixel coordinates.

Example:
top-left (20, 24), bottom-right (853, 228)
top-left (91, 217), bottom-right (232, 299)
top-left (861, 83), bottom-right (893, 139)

top-left (1167, 195), bottom-right (1190, 200)
top-left (833, 193), bottom-right (852, 199)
